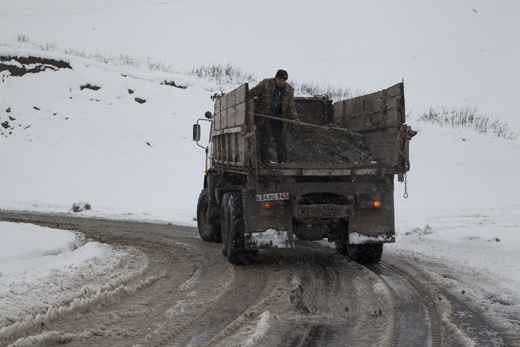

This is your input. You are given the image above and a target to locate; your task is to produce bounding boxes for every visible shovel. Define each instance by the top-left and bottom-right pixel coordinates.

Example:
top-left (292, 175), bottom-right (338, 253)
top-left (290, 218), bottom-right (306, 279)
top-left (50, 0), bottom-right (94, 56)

top-left (254, 113), bottom-right (350, 132)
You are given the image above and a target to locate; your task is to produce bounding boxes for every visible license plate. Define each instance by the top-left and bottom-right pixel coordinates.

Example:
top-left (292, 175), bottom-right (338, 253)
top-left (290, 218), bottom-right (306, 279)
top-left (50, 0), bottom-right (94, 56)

top-left (255, 192), bottom-right (290, 202)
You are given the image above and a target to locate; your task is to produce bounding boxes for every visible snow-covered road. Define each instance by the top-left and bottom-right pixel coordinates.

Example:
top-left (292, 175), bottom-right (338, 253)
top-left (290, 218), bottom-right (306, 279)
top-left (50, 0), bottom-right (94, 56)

top-left (5, 212), bottom-right (518, 347)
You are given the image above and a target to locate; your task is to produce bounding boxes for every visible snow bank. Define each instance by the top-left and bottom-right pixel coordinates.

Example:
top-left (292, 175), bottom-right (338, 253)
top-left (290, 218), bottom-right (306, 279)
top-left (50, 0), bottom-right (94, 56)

top-left (0, 222), bottom-right (148, 332)
top-left (0, 222), bottom-right (78, 267)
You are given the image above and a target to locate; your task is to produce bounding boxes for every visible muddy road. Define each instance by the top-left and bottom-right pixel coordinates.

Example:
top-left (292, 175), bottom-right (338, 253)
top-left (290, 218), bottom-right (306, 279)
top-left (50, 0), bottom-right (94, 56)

top-left (1, 211), bottom-right (517, 347)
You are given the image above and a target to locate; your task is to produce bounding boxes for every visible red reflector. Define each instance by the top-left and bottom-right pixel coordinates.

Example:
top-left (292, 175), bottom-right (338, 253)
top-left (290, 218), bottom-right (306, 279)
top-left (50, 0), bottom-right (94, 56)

top-left (360, 201), bottom-right (381, 208)
top-left (262, 201), bottom-right (283, 209)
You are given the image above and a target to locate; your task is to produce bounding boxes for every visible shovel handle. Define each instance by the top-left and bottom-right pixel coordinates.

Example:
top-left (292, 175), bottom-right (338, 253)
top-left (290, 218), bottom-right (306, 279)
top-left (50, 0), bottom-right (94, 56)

top-left (254, 113), bottom-right (349, 132)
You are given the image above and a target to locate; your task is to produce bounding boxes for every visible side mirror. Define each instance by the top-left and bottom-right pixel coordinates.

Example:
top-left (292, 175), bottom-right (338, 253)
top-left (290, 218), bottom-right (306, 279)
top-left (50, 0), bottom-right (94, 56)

top-left (193, 124), bottom-right (201, 142)
top-left (205, 111), bottom-right (212, 119)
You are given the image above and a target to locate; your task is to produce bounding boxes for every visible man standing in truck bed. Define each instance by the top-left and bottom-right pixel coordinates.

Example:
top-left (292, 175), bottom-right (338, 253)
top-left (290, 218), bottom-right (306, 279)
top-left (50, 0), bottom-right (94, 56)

top-left (250, 69), bottom-right (300, 164)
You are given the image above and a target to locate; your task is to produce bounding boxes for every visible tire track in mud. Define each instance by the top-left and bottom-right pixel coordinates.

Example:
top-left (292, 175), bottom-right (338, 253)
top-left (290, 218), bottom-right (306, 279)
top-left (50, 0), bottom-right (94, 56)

top-left (367, 262), bottom-right (438, 347)
top-left (211, 245), bottom-right (396, 347)
top-left (151, 265), bottom-right (272, 347)
top-left (380, 256), bottom-right (520, 347)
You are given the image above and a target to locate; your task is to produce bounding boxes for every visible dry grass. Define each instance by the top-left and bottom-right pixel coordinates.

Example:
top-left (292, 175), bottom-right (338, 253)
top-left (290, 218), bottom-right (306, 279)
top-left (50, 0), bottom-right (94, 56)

top-left (417, 106), bottom-right (519, 140)
top-left (189, 63), bottom-right (257, 86)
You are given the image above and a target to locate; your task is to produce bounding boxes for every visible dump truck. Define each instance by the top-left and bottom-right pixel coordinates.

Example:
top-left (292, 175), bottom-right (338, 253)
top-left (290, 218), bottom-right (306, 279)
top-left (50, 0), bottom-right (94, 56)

top-left (193, 82), bottom-right (415, 265)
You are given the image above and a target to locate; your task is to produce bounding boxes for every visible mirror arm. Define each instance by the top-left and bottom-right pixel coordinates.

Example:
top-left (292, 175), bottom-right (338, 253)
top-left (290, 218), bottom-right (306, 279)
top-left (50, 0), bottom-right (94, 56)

top-left (193, 118), bottom-right (211, 149)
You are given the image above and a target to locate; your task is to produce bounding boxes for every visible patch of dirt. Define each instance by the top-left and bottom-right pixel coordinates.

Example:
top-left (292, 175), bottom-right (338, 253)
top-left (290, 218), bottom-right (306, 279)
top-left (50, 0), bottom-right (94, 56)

top-left (80, 84), bottom-right (101, 91)
top-left (0, 55), bottom-right (71, 77)
top-left (161, 79), bottom-right (187, 89)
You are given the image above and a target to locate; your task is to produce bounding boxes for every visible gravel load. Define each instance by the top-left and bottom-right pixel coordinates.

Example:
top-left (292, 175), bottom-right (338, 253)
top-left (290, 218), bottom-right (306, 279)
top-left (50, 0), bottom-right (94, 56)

top-left (270, 124), bottom-right (373, 164)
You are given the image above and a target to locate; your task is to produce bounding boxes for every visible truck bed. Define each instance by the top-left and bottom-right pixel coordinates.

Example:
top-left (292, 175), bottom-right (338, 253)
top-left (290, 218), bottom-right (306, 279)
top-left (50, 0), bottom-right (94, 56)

top-left (210, 82), bottom-right (414, 181)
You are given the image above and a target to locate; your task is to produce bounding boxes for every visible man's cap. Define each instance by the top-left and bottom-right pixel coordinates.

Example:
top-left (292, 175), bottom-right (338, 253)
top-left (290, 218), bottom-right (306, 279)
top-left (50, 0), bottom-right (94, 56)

top-left (275, 69), bottom-right (288, 80)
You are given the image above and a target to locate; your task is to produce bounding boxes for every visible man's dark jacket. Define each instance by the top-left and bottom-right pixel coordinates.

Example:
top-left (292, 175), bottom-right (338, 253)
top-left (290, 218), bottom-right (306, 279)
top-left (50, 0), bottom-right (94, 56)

top-left (249, 78), bottom-right (299, 132)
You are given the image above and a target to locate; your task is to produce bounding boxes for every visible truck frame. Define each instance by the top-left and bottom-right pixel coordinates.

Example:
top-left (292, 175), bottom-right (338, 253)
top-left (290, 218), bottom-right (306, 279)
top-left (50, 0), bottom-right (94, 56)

top-left (193, 82), bottom-right (415, 265)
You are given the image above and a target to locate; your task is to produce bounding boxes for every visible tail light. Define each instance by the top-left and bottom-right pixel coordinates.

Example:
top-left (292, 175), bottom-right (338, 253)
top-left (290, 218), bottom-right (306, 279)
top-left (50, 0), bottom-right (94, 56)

top-left (261, 201), bottom-right (283, 209)
top-left (360, 201), bottom-right (381, 208)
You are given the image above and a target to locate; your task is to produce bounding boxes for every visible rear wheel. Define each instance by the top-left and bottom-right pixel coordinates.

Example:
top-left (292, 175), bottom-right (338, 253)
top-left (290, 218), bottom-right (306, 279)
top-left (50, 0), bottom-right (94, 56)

top-left (333, 219), bottom-right (349, 255)
top-left (347, 242), bottom-right (383, 264)
top-left (334, 221), bottom-right (383, 264)
top-left (221, 192), bottom-right (256, 265)
top-left (334, 233), bottom-right (349, 256)
top-left (197, 189), bottom-right (221, 242)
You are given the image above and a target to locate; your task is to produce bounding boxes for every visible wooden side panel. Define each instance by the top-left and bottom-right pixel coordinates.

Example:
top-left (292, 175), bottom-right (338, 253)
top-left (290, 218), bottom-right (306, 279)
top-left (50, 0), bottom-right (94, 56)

top-left (362, 127), bottom-right (399, 165)
top-left (227, 105), bottom-right (236, 128)
top-left (214, 112), bottom-right (220, 130)
top-left (214, 97), bottom-right (221, 114)
top-left (219, 135), bottom-right (224, 163)
top-left (214, 98), bottom-right (221, 131)
top-left (226, 89), bottom-right (236, 108)
top-left (236, 84), bottom-right (248, 105)
top-left (333, 100), bottom-right (345, 125)
top-left (236, 102), bottom-right (246, 126)
top-left (221, 109), bottom-right (228, 131)
top-left (331, 83), bottom-right (409, 168)
top-left (220, 92), bottom-right (229, 130)
top-left (210, 84), bottom-right (251, 170)
top-left (333, 83), bottom-right (405, 131)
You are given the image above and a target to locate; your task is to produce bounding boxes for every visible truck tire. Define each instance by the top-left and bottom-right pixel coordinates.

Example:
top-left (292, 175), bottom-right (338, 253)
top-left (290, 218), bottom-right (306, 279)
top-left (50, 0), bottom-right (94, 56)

top-left (221, 192), bottom-right (256, 265)
top-left (197, 189), bottom-right (221, 243)
top-left (335, 227), bottom-right (383, 264)
top-left (334, 219), bottom-right (349, 255)
top-left (347, 243), bottom-right (383, 264)
top-left (334, 233), bottom-right (349, 256)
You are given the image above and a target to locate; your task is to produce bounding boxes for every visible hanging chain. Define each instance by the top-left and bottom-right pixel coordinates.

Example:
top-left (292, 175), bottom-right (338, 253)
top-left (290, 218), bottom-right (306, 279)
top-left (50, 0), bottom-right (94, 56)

top-left (403, 173), bottom-right (409, 199)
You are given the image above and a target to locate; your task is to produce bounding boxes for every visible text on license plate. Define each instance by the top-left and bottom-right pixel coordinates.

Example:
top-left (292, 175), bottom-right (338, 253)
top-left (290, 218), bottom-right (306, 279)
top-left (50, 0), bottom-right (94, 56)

top-left (256, 192), bottom-right (290, 201)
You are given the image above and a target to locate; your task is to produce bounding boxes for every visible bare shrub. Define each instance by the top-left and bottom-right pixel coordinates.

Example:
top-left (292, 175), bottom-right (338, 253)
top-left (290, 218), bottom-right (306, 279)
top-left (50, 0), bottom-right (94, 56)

top-left (418, 106), bottom-right (519, 140)
top-left (146, 57), bottom-right (174, 73)
top-left (189, 63), bottom-right (258, 86)
top-left (41, 42), bottom-right (58, 51)
top-left (17, 34), bottom-right (31, 43)
top-left (119, 54), bottom-right (141, 68)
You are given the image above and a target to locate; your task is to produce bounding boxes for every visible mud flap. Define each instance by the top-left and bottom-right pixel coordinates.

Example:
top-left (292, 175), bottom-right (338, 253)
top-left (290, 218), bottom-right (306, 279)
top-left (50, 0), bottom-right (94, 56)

top-left (241, 189), bottom-right (293, 249)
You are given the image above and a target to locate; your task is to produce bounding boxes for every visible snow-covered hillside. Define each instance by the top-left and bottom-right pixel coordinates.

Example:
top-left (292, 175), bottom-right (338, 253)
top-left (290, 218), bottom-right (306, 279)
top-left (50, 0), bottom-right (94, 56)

top-left (1, 0), bottom-right (519, 128)
top-left (0, 51), bottom-right (216, 222)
